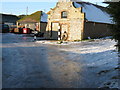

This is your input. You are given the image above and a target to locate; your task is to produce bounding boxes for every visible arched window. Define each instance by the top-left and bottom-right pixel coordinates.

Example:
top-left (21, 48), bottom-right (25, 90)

top-left (61, 11), bottom-right (67, 18)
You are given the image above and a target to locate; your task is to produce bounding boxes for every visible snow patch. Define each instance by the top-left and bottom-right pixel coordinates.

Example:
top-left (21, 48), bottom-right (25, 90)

top-left (40, 12), bottom-right (48, 22)
top-left (59, 39), bottom-right (117, 54)
top-left (73, 2), bottom-right (113, 24)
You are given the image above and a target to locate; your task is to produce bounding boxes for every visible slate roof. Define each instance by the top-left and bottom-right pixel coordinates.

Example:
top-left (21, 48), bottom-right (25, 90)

top-left (73, 2), bottom-right (113, 24)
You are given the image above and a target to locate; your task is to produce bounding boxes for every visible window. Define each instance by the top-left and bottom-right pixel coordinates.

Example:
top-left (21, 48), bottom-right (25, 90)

top-left (61, 11), bottom-right (67, 18)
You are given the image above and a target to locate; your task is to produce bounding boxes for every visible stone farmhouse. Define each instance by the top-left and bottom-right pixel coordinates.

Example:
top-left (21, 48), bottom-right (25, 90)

top-left (45, 0), bottom-right (113, 41)
top-left (17, 11), bottom-right (47, 33)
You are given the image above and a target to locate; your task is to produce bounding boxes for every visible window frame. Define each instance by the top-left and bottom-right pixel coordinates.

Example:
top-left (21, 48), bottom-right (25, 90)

top-left (61, 11), bottom-right (67, 18)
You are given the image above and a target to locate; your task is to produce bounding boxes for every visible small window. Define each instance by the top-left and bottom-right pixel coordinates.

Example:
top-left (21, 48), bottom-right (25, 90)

top-left (61, 11), bottom-right (67, 18)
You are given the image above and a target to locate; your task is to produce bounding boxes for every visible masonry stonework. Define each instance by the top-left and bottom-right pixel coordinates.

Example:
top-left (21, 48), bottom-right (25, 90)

top-left (45, 1), bottom-right (85, 41)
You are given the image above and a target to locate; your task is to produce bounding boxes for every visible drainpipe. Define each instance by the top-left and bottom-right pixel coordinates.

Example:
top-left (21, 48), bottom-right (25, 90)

top-left (39, 22), bottom-right (40, 32)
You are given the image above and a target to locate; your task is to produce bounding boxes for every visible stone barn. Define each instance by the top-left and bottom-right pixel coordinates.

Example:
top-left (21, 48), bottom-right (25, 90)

top-left (17, 11), bottom-right (47, 34)
top-left (45, 0), bottom-right (113, 41)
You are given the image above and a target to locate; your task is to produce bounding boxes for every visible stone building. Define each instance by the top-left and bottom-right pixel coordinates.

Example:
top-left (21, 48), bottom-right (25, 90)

top-left (45, 0), bottom-right (113, 41)
top-left (17, 11), bottom-right (47, 33)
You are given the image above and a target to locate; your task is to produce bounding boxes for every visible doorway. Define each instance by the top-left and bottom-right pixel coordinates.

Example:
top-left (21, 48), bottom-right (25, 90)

top-left (51, 22), bottom-right (59, 39)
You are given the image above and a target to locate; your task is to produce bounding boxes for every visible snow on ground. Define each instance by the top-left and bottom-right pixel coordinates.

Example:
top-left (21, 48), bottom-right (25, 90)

top-left (58, 39), bottom-right (116, 53)
top-left (2, 33), bottom-right (119, 88)
top-left (36, 38), bottom-right (119, 88)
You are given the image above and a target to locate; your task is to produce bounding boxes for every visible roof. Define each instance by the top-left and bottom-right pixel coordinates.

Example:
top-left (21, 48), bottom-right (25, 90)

top-left (17, 11), bottom-right (48, 23)
top-left (73, 2), bottom-right (113, 24)
top-left (40, 12), bottom-right (48, 22)
top-left (0, 13), bottom-right (18, 17)
top-left (0, 13), bottom-right (19, 23)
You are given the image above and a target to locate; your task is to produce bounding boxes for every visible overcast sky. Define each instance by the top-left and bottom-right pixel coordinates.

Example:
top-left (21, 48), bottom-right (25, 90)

top-left (1, 0), bottom-right (108, 15)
